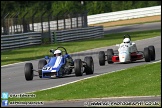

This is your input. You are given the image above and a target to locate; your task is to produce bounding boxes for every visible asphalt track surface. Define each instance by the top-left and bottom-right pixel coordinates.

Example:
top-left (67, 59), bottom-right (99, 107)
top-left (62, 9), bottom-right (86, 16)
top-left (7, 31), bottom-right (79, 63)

top-left (104, 22), bottom-right (161, 34)
top-left (1, 22), bottom-right (161, 107)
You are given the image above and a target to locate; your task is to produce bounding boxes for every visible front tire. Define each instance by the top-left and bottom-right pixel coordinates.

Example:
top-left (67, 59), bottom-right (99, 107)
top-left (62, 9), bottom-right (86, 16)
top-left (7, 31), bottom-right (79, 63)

top-left (107, 49), bottom-right (114, 64)
top-left (84, 56), bottom-right (94, 75)
top-left (148, 45), bottom-right (155, 61)
top-left (74, 59), bottom-right (83, 76)
top-left (99, 51), bottom-right (105, 66)
top-left (144, 47), bottom-right (151, 62)
top-left (38, 59), bottom-right (47, 78)
top-left (24, 63), bottom-right (33, 81)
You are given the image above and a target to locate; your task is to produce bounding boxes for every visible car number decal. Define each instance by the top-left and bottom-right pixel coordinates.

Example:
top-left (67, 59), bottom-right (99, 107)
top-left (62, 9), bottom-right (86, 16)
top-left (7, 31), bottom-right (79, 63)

top-left (47, 67), bottom-right (52, 70)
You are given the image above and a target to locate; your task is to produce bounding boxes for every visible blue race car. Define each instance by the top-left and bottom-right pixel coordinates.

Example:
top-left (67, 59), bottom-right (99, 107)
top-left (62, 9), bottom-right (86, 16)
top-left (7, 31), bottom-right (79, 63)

top-left (24, 46), bottom-right (94, 81)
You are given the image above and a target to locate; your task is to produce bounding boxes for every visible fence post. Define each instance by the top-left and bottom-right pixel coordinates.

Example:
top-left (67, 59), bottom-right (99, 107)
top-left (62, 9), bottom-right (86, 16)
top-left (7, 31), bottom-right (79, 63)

top-left (70, 13), bottom-right (73, 29)
top-left (40, 10), bottom-right (47, 44)
top-left (14, 12), bottom-right (19, 33)
top-left (56, 12), bottom-right (59, 30)
top-left (2, 13), bottom-right (9, 35)
top-left (41, 10), bottom-right (47, 34)
top-left (76, 13), bottom-right (78, 28)
top-left (47, 11), bottom-right (53, 44)
top-left (53, 31), bottom-right (57, 43)
top-left (1, 19), bottom-right (3, 34)
top-left (22, 12), bottom-right (28, 33)
top-left (84, 11), bottom-right (88, 27)
top-left (51, 31), bottom-right (57, 44)
top-left (81, 1), bottom-right (85, 27)
top-left (13, 13), bottom-right (19, 34)
top-left (8, 13), bottom-right (15, 34)
top-left (63, 12), bottom-right (66, 30)
top-left (81, 12), bottom-right (84, 27)
top-left (13, 14), bottom-right (16, 34)
top-left (56, 11), bottom-right (63, 30)
top-left (32, 10), bottom-right (37, 32)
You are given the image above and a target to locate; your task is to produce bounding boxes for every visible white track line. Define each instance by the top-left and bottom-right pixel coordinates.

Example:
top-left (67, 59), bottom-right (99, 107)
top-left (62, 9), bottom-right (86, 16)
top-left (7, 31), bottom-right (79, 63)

top-left (149, 60), bottom-right (161, 64)
top-left (25, 70), bottom-right (122, 94)
top-left (1, 36), bottom-right (160, 68)
top-left (26, 60), bottom-right (161, 94)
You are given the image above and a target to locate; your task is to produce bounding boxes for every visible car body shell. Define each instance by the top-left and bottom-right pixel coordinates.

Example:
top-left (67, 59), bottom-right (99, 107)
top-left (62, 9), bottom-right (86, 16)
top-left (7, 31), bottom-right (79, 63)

top-left (42, 54), bottom-right (73, 78)
top-left (114, 42), bottom-right (143, 63)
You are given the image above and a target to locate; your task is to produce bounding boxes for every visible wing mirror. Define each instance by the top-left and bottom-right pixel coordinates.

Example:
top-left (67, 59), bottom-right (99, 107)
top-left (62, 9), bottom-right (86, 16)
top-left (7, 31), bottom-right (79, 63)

top-left (50, 49), bottom-right (54, 53)
top-left (50, 49), bottom-right (55, 54)
top-left (45, 56), bottom-right (49, 59)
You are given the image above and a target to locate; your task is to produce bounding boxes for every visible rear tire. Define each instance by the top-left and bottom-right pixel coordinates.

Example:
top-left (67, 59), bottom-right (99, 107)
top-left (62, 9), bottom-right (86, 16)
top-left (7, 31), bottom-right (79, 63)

top-left (107, 49), bottom-right (114, 64)
top-left (99, 51), bottom-right (105, 66)
top-left (38, 59), bottom-right (47, 78)
top-left (84, 56), bottom-right (94, 75)
top-left (74, 59), bottom-right (83, 76)
top-left (24, 63), bottom-right (33, 81)
top-left (148, 45), bottom-right (155, 61)
top-left (144, 47), bottom-right (151, 62)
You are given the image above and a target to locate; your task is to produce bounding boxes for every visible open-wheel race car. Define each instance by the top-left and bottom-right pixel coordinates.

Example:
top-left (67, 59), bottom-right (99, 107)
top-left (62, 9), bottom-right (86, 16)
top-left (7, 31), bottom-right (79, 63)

top-left (99, 34), bottom-right (155, 65)
top-left (24, 46), bottom-right (94, 81)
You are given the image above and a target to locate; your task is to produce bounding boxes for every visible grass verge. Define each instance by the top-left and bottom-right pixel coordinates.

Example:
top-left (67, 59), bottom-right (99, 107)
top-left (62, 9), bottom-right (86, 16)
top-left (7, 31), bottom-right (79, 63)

top-left (1, 29), bottom-right (161, 66)
top-left (8, 61), bottom-right (161, 101)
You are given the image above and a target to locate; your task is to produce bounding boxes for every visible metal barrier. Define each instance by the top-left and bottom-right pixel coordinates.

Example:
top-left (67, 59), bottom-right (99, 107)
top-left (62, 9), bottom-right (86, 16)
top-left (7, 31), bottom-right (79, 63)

top-left (88, 6), bottom-right (161, 25)
top-left (1, 32), bottom-right (41, 51)
top-left (51, 26), bottom-right (104, 43)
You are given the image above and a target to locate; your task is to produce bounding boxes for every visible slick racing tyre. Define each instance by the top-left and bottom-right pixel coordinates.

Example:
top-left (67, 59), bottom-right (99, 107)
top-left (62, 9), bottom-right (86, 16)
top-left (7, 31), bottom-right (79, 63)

top-left (84, 56), bottom-right (94, 75)
top-left (148, 45), bottom-right (155, 61)
top-left (99, 51), bottom-right (105, 66)
top-left (24, 63), bottom-right (33, 81)
top-left (38, 59), bottom-right (47, 78)
top-left (107, 49), bottom-right (114, 64)
top-left (144, 47), bottom-right (151, 62)
top-left (74, 59), bottom-right (83, 76)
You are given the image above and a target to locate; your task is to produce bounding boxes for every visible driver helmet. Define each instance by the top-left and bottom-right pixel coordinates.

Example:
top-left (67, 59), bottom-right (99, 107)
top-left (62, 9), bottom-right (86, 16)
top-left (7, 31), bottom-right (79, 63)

top-left (54, 49), bottom-right (62, 56)
top-left (123, 38), bottom-right (131, 43)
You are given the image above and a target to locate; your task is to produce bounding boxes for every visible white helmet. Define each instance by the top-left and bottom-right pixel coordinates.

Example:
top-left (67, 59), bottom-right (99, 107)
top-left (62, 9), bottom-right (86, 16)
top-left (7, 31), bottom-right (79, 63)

top-left (54, 50), bottom-right (61, 54)
top-left (123, 38), bottom-right (131, 43)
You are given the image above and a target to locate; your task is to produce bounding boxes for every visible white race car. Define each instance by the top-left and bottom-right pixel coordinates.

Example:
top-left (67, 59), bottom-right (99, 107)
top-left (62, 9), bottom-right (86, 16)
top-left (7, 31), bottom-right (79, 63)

top-left (99, 34), bottom-right (155, 65)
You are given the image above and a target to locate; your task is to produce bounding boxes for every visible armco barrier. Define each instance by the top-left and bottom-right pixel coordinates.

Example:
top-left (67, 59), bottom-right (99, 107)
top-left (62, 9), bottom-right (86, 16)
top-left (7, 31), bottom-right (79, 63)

top-left (51, 26), bottom-right (104, 43)
top-left (1, 32), bottom-right (42, 51)
top-left (88, 6), bottom-right (161, 25)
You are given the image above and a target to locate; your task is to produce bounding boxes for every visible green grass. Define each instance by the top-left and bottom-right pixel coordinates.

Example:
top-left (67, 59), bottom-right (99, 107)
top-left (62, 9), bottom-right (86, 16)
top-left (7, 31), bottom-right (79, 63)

top-left (1, 29), bottom-right (161, 66)
top-left (7, 62), bottom-right (161, 101)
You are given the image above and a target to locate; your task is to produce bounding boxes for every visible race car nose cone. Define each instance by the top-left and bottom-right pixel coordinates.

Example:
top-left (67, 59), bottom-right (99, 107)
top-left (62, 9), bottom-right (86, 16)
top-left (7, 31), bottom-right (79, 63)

top-left (119, 52), bottom-right (129, 62)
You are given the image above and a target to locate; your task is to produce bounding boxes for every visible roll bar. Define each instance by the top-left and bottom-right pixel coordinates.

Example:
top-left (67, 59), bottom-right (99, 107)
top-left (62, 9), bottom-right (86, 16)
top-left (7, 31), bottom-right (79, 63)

top-left (50, 46), bottom-right (68, 54)
top-left (123, 34), bottom-right (131, 41)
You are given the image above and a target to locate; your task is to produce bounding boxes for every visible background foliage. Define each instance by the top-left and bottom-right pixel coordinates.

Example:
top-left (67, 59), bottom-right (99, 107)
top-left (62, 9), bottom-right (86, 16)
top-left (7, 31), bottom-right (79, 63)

top-left (1, 1), bottom-right (161, 18)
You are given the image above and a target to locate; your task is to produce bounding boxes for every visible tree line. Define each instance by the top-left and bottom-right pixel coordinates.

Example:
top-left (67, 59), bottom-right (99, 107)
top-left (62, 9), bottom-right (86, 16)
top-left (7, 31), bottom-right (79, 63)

top-left (1, 1), bottom-right (161, 18)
